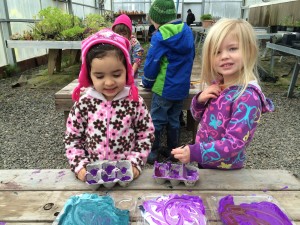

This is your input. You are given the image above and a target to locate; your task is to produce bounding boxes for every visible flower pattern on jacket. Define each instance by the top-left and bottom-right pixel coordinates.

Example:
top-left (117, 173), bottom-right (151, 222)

top-left (65, 91), bottom-right (155, 175)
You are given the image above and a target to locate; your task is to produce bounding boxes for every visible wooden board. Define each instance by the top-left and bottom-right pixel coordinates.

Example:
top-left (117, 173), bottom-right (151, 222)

top-left (0, 169), bottom-right (299, 191)
top-left (0, 190), bottom-right (299, 223)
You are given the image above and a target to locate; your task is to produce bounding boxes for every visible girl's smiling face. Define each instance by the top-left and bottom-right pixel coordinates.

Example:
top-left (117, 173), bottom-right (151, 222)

top-left (214, 33), bottom-right (243, 84)
top-left (90, 53), bottom-right (126, 101)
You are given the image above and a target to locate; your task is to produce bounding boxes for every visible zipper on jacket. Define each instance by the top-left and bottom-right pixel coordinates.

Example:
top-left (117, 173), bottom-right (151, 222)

top-left (105, 102), bottom-right (112, 160)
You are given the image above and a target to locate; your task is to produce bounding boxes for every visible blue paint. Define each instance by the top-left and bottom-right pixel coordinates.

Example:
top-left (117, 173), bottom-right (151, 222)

top-left (56, 194), bottom-right (129, 225)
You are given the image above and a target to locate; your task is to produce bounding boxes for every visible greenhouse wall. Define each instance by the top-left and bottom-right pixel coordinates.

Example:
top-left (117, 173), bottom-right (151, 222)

top-left (0, 0), bottom-right (111, 68)
top-left (1, 0), bottom-right (281, 70)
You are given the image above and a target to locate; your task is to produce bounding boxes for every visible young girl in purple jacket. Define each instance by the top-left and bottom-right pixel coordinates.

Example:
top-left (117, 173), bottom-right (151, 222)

top-left (172, 18), bottom-right (274, 169)
top-left (65, 29), bottom-right (154, 181)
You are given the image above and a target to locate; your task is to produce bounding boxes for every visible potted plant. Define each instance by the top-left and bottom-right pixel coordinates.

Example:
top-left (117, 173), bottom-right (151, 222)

top-left (279, 16), bottom-right (294, 32)
top-left (294, 20), bottom-right (300, 32)
top-left (200, 14), bottom-right (214, 28)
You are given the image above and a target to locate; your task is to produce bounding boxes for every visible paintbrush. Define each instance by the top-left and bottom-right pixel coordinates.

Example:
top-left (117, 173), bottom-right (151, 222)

top-left (161, 144), bottom-right (186, 164)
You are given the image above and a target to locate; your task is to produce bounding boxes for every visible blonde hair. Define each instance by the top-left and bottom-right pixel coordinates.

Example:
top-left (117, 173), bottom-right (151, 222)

top-left (200, 18), bottom-right (259, 98)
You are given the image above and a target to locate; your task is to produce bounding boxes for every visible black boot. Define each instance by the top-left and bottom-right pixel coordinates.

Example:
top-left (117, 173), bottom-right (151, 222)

top-left (180, 111), bottom-right (185, 127)
top-left (160, 126), bottom-right (180, 162)
top-left (147, 130), bottom-right (162, 164)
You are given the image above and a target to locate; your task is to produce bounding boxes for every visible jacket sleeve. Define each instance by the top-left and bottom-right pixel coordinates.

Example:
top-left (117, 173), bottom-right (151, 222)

top-left (189, 90), bottom-right (263, 169)
top-left (64, 101), bottom-right (90, 175)
top-left (190, 92), bottom-right (208, 122)
top-left (127, 96), bottom-right (155, 172)
top-left (142, 33), bottom-right (165, 88)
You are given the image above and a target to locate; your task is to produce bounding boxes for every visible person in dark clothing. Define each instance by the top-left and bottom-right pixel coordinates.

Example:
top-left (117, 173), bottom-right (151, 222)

top-left (148, 24), bottom-right (156, 42)
top-left (186, 9), bottom-right (195, 26)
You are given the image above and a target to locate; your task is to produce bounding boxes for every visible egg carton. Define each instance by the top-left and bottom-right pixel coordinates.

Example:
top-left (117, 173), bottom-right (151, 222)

top-left (85, 160), bottom-right (133, 189)
top-left (152, 162), bottom-right (199, 186)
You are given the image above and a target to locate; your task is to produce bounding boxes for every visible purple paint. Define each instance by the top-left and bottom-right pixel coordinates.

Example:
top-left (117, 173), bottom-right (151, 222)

top-left (87, 179), bottom-right (97, 184)
top-left (142, 194), bottom-right (206, 225)
top-left (90, 168), bottom-right (98, 176)
top-left (4, 181), bottom-right (21, 190)
top-left (280, 186), bottom-right (288, 190)
top-left (153, 162), bottom-right (199, 181)
top-left (0, 222), bottom-right (6, 225)
top-left (85, 160), bottom-right (134, 187)
top-left (57, 170), bottom-right (66, 177)
top-left (105, 165), bottom-right (115, 175)
top-left (218, 195), bottom-right (293, 225)
top-left (120, 175), bottom-right (131, 181)
top-left (121, 167), bottom-right (127, 174)
top-left (31, 169), bottom-right (41, 174)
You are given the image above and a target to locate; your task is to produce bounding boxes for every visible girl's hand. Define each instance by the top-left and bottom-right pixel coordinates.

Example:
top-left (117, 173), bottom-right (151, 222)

top-left (132, 166), bottom-right (140, 179)
top-left (198, 84), bottom-right (221, 103)
top-left (171, 146), bottom-right (191, 164)
top-left (77, 168), bottom-right (87, 182)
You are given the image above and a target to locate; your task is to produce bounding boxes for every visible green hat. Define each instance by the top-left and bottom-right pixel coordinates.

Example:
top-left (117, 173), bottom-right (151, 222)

top-left (149, 0), bottom-right (176, 25)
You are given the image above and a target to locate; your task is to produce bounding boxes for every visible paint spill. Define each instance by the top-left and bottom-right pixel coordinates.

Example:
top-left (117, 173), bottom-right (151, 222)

top-left (280, 185), bottom-right (288, 190)
top-left (31, 169), bottom-right (41, 174)
top-left (53, 194), bottom-right (129, 224)
top-left (218, 195), bottom-right (293, 225)
top-left (141, 194), bottom-right (207, 225)
top-left (4, 181), bottom-right (21, 190)
top-left (58, 170), bottom-right (66, 177)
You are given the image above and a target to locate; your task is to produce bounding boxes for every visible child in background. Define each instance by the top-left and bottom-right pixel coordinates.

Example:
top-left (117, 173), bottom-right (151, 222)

top-left (142, 0), bottom-right (195, 164)
top-left (172, 18), bottom-right (274, 169)
top-left (112, 14), bottom-right (144, 78)
top-left (65, 29), bottom-right (154, 181)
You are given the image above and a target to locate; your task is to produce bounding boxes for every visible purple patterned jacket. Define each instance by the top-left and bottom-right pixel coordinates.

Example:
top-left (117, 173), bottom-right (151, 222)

top-left (189, 81), bottom-right (274, 169)
top-left (65, 87), bottom-right (155, 175)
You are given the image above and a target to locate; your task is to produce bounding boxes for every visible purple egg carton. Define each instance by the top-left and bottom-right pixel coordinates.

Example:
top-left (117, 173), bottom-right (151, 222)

top-left (153, 162), bottom-right (199, 186)
top-left (85, 160), bottom-right (133, 189)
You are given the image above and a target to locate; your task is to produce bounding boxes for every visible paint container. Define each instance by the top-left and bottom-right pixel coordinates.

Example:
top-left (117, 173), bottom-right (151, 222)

top-left (153, 162), bottom-right (199, 186)
top-left (138, 194), bottom-right (208, 225)
top-left (208, 195), bottom-right (296, 225)
top-left (85, 160), bottom-right (133, 189)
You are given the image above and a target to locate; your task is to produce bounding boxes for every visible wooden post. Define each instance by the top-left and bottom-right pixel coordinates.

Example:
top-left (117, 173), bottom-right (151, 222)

top-left (48, 49), bottom-right (60, 75)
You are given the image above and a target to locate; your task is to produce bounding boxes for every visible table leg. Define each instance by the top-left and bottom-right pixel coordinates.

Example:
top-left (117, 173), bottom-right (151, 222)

top-left (69, 49), bottom-right (81, 65)
top-left (270, 49), bottom-right (275, 76)
top-left (287, 57), bottom-right (300, 98)
top-left (55, 49), bottom-right (62, 72)
top-left (194, 31), bottom-right (199, 45)
top-left (48, 49), bottom-right (61, 75)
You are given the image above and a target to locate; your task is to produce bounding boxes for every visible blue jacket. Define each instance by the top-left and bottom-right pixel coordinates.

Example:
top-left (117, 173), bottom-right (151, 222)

top-left (142, 20), bottom-right (195, 100)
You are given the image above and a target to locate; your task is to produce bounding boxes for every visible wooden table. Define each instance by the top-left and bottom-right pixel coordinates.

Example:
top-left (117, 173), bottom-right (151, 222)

top-left (0, 169), bottom-right (299, 224)
top-left (6, 40), bottom-right (81, 75)
top-left (55, 79), bottom-right (199, 119)
top-left (267, 42), bottom-right (300, 97)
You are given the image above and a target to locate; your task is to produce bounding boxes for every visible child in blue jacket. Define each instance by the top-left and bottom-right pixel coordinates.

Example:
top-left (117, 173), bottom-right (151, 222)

top-left (142, 0), bottom-right (195, 164)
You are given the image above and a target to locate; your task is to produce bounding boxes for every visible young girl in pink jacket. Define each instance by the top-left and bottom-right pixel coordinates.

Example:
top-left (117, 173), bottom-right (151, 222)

top-left (65, 29), bottom-right (154, 181)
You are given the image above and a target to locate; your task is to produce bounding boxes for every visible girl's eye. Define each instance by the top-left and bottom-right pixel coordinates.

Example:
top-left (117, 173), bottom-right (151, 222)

top-left (229, 47), bottom-right (238, 51)
top-left (94, 75), bottom-right (104, 79)
top-left (113, 74), bottom-right (121, 78)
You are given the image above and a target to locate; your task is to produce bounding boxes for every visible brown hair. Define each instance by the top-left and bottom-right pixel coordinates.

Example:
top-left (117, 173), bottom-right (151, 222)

top-left (112, 24), bottom-right (131, 40)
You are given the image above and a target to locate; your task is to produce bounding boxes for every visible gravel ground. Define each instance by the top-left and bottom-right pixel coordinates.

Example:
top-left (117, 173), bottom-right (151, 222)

top-left (0, 71), bottom-right (299, 180)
